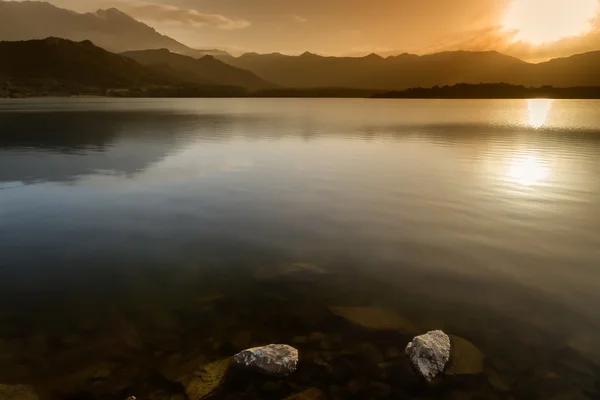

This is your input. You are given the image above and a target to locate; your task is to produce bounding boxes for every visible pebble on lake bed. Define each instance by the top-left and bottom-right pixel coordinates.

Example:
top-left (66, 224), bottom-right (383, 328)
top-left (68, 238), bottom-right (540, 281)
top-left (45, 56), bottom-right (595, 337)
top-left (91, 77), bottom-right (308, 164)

top-left (233, 344), bottom-right (299, 376)
top-left (405, 330), bottom-right (451, 382)
top-left (330, 306), bottom-right (417, 333)
top-left (282, 387), bottom-right (326, 400)
top-left (445, 335), bottom-right (484, 375)
top-left (184, 358), bottom-right (231, 400)
top-left (0, 384), bottom-right (39, 400)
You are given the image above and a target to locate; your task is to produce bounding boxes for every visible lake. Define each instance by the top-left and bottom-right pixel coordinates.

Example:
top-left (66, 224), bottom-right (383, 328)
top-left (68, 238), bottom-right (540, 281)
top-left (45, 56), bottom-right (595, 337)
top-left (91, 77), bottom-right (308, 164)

top-left (1, 98), bottom-right (600, 400)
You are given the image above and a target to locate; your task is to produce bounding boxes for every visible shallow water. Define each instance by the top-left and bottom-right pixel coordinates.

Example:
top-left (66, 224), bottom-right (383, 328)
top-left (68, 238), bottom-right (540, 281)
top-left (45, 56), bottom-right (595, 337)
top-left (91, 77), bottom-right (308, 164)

top-left (1, 98), bottom-right (600, 399)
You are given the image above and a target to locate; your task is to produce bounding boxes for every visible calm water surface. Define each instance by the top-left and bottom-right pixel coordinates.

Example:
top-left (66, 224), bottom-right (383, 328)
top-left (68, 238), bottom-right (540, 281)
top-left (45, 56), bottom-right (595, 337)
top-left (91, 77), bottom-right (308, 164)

top-left (1, 98), bottom-right (600, 399)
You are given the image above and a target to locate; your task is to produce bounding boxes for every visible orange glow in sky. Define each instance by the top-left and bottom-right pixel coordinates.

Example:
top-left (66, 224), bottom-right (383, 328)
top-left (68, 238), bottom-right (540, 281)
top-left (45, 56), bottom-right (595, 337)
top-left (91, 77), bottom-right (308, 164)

top-left (502, 0), bottom-right (599, 44)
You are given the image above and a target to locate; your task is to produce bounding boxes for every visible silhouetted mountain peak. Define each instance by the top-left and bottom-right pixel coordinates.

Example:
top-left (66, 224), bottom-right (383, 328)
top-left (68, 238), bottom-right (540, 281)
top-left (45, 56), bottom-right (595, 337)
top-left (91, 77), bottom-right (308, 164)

top-left (240, 52), bottom-right (261, 58)
top-left (0, 37), bottom-right (183, 93)
top-left (97, 7), bottom-right (122, 15)
top-left (5, 1), bottom-right (54, 9)
top-left (39, 36), bottom-right (65, 45)
top-left (121, 48), bottom-right (275, 90)
top-left (32, 37), bottom-right (94, 48)
top-left (364, 53), bottom-right (383, 60)
top-left (183, 49), bottom-right (233, 59)
top-left (152, 48), bottom-right (173, 55)
top-left (0, 1), bottom-right (191, 53)
top-left (219, 47), bottom-right (600, 89)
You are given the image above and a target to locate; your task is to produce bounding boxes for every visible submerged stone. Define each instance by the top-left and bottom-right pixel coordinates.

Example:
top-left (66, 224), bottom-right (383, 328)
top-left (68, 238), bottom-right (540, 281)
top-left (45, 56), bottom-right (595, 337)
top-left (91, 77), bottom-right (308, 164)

top-left (0, 384), bottom-right (39, 400)
top-left (233, 344), bottom-right (298, 376)
top-left (308, 332), bottom-right (327, 343)
top-left (445, 335), bottom-right (484, 376)
top-left (567, 330), bottom-right (600, 366)
top-left (330, 306), bottom-right (417, 333)
top-left (487, 368), bottom-right (510, 392)
top-left (231, 330), bottom-right (253, 351)
top-left (369, 381), bottom-right (392, 398)
top-left (385, 346), bottom-right (401, 359)
top-left (282, 387), bottom-right (326, 400)
top-left (360, 342), bottom-right (385, 365)
top-left (405, 330), bottom-right (451, 382)
top-left (292, 336), bottom-right (308, 345)
top-left (183, 358), bottom-right (231, 400)
top-left (261, 380), bottom-right (284, 392)
top-left (254, 262), bottom-right (327, 280)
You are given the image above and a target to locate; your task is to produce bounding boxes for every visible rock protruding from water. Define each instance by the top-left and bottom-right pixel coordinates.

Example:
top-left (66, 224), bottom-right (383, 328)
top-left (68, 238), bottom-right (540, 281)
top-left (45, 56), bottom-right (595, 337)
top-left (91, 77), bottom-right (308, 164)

top-left (233, 344), bottom-right (298, 376)
top-left (0, 384), bottom-right (39, 400)
top-left (405, 330), bottom-right (451, 382)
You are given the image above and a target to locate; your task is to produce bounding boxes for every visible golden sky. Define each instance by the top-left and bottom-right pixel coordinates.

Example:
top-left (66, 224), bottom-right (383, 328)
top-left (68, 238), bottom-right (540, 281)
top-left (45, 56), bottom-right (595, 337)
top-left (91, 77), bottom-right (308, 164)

top-left (38, 0), bottom-right (600, 60)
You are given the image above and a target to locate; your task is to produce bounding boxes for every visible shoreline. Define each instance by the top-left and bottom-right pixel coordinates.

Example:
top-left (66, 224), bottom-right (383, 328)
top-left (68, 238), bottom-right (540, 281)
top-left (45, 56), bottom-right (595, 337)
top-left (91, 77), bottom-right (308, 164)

top-left (3, 95), bottom-right (600, 100)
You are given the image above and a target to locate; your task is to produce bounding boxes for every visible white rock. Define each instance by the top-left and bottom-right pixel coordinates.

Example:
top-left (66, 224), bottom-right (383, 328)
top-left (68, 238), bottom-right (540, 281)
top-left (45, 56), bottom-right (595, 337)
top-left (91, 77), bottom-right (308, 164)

top-left (233, 344), bottom-right (298, 376)
top-left (405, 330), bottom-right (451, 382)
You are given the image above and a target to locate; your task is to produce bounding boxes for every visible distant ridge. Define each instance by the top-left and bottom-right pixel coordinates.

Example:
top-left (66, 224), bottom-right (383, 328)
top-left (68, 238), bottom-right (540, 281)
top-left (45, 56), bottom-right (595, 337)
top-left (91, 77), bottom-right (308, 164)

top-left (122, 49), bottom-right (275, 90)
top-left (2, 1), bottom-right (600, 91)
top-left (183, 49), bottom-right (234, 59)
top-left (0, 1), bottom-right (191, 53)
top-left (219, 49), bottom-right (600, 90)
top-left (374, 83), bottom-right (600, 99)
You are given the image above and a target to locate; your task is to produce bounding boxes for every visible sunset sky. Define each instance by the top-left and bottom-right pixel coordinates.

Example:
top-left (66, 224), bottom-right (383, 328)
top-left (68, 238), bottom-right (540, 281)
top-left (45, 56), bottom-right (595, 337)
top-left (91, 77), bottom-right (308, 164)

top-left (31, 0), bottom-right (600, 60)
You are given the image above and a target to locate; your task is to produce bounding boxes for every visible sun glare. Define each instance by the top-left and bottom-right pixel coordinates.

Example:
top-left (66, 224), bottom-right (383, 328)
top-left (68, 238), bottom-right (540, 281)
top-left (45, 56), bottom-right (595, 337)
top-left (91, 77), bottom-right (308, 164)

top-left (508, 155), bottom-right (550, 186)
top-left (502, 0), bottom-right (599, 44)
top-left (527, 99), bottom-right (552, 128)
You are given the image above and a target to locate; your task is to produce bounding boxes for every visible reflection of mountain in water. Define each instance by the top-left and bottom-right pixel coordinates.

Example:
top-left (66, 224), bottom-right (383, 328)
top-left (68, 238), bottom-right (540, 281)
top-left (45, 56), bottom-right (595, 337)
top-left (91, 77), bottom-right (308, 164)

top-left (0, 111), bottom-right (204, 184)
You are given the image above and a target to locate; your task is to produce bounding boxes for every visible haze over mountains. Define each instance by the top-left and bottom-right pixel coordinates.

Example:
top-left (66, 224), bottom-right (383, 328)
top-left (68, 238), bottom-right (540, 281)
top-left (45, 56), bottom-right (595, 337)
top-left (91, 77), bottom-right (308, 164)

top-left (122, 49), bottom-right (273, 90)
top-left (0, 0), bottom-right (191, 53)
top-left (1, 0), bottom-right (600, 97)
top-left (223, 50), bottom-right (600, 89)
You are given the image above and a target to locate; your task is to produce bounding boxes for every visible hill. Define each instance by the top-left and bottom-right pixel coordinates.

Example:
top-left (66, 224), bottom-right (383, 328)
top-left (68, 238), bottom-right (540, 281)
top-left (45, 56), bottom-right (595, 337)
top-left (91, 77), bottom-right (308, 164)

top-left (221, 50), bottom-right (600, 90)
top-left (375, 83), bottom-right (600, 99)
top-left (2, 38), bottom-right (600, 98)
top-left (0, 38), bottom-right (245, 97)
top-left (530, 51), bottom-right (600, 87)
top-left (183, 49), bottom-right (234, 59)
top-left (0, 1), bottom-right (191, 53)
top-left (221, 52), bottom-right (388, 88)
top-left (122, 49), bottom-right (275, 90)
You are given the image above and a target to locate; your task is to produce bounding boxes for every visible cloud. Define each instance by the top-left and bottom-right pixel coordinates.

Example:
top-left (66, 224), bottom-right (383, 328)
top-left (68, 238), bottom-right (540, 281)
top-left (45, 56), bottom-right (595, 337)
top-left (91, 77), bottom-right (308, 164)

top-left (424, 18), bottom-right (600, 61)
top-left (292, 15), bottom-right (307, 23)
top-left (114, 0), bottom-right (250, 30)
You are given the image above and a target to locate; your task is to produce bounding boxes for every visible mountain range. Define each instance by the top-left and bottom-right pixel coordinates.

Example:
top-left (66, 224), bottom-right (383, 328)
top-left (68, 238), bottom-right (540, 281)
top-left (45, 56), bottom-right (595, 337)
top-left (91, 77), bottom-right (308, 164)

top-left (121, 49), bottom-right (273, 90)
top-left (0, 38), bottom-right (250, 97)
top-left (222, 50), bottom-right (600, 89)
top-left (1, 0), bottom-right (600, 97)
top-left (0, 0), bottom-right (191, 53)
top-left (0, 38), bottom-right (173, 87)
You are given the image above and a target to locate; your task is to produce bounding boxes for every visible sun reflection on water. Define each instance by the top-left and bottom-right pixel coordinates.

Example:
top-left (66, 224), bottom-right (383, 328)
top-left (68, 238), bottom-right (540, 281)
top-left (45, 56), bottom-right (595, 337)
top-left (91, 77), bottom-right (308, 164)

top-left (507, 155), bottom-right (550, 186)
top-left (528, 99), bottom-right (552, 129)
